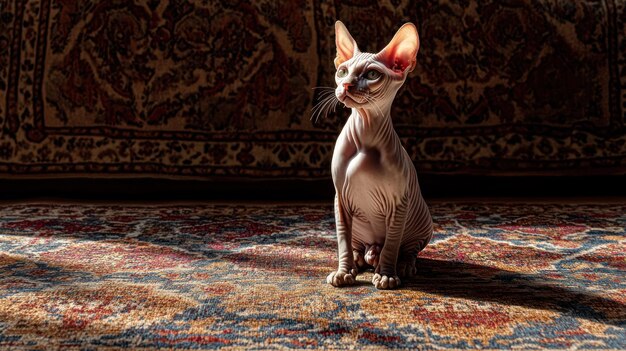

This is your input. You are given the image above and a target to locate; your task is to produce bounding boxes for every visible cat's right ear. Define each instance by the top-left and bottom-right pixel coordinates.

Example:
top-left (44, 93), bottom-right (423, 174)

top-left (376, 23), bottom-right (420, 74)
top-left (334, 21), bottom-right (360, 69)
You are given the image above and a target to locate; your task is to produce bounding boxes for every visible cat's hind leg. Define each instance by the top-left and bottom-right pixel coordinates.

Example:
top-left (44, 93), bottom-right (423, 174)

top-left (364, 244), bottom-right (381, 267)
top-left (372, 198), bottom-right (409, 289)
top-left (353, 244), bottom-right (381, 272)
top-left (353, 249), bottom-right (366, 271)
top-left (397, 252), bottom-right (417, 279)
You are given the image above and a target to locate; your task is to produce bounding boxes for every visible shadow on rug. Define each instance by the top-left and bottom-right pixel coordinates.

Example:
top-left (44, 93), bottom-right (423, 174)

top-left (0, 202), bottom-right (624, 350)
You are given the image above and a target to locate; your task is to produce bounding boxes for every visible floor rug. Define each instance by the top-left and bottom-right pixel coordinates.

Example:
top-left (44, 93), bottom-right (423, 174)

top-left (0, 201), bottom-right (624, 350)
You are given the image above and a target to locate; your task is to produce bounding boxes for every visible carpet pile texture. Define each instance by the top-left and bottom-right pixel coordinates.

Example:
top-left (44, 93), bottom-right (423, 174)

top-left (0, 202), bottom-right (624, 350)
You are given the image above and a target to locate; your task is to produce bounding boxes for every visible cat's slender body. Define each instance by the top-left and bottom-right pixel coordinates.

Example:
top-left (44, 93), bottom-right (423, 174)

top-left (325, 21), bottom-right (432, 289)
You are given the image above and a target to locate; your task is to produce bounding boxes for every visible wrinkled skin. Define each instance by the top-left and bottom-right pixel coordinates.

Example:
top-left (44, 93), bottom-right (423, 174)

top-left (326, 21), bottom-right (433, 290)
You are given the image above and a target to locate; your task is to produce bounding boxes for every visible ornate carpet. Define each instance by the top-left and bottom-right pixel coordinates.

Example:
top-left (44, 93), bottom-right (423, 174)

top-left (0, 202), bottom-right (623, 350)
top-left (1, 1), bottom-right (626, 178)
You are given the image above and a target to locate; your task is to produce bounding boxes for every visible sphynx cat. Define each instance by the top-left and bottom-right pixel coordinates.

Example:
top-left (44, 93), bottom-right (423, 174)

top-left (325, 21), bottom-right (433, 289)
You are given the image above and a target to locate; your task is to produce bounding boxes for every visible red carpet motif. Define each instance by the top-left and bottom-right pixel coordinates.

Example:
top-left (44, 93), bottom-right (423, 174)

top-left (0, 202), bottom-right (623, 349)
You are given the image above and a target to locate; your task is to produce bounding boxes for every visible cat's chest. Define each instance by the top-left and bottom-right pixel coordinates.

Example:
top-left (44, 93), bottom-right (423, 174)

top-left (331, 115), bottom-right (408, 199)
top-left (345, 148), bottom-right (384, 180)
top-left (342, 148), bottom-right (406, 197)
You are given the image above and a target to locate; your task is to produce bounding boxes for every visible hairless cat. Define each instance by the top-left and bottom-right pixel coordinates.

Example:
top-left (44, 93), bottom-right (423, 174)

top-left (324, 21), bottom-right (433, 289)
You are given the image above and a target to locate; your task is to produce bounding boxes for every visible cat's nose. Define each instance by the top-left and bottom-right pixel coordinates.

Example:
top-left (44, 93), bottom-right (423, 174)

top-left (342, 82), bottom-right (353, 91)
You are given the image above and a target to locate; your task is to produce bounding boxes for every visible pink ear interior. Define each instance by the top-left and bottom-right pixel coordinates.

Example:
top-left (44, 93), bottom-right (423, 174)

top-left (378, 23), bottom-right (420, 73)
top-left (334, 21), bottom-right (359, 68)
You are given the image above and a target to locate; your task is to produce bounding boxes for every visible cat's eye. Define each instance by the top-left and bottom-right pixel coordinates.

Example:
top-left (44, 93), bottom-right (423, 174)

top-left (337, 68), bottom-right (348, 78)
top-left (365, 70), bottom-right (381, 80)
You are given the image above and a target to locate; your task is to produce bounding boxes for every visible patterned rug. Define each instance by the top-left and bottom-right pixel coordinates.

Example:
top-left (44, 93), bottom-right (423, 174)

top-left (0, 201), bottom-right (624, 350)
top-left (2, 1), bottom-right (625, 177)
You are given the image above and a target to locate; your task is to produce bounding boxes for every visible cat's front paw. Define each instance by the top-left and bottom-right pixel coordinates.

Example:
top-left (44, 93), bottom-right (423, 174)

top-left (326, 269), bottom-right (357, 287)
top-left (372, 273), bottom-right (401, 289)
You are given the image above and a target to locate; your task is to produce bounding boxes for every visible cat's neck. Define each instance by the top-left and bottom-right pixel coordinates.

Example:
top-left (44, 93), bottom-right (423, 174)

top-left (347, 106), bottom-right (395, 150)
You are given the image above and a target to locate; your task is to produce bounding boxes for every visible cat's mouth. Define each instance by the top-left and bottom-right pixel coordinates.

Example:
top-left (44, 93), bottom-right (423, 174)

top-left (338, 91), bottom-right (368, 107)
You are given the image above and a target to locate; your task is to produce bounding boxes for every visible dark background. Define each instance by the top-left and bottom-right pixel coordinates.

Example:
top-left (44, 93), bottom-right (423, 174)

top-left (1, 1), bottom-right (624, 200)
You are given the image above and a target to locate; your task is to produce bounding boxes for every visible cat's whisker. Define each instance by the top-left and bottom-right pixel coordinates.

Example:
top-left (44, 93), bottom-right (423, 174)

top-left (319, 96), bottom-right (339, 123)
top-left (311, 91), bottom-right (334, 111)
top-left (313, 87), bottom-right (335, 92)
top-left (322, 95), bottom-right (341, 121)
top-left (312, 90), bottom-right (336, 105)
top-left (311, 103), bottom-right (325, 123)
top-left (329, 99), bottom-right (339, 120)
top-left (323, 98), bottom-right (338, 121)
top-left (311, 93), bottom-right (339, 124)
top-left (363, 94), bottom-right (385, 117)
top-left (314, 90), bottom-right (336, 100)
top-left (311, 94), bottom-right (335, 115)
top-left (366, 94), bottom-right (384, 116)
top-left (332, 98), bottom-right (340, 113)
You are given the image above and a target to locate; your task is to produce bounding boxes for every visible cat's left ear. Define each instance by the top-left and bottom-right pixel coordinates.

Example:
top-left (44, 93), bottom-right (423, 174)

top-left (334, 21), bottom-right (360, 69)
top-left (376, 23), bottom-right (420, 73)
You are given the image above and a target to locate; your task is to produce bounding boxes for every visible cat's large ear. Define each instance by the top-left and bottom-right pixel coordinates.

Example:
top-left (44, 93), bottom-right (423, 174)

top-left (334, 21), bottom-right (360, 68)
top-left (376, 23), bottom-right (420, 73)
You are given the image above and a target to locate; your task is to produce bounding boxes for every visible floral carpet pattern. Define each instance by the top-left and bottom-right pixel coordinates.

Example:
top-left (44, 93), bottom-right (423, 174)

top-left (1, 0), bottom-right (625, 177)
top-left (0, 202), bottom-right (624, 350)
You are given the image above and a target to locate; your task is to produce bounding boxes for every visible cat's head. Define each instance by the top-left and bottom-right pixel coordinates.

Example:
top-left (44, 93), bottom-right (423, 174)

top-left (334, 21), bottom-right (419, 110)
